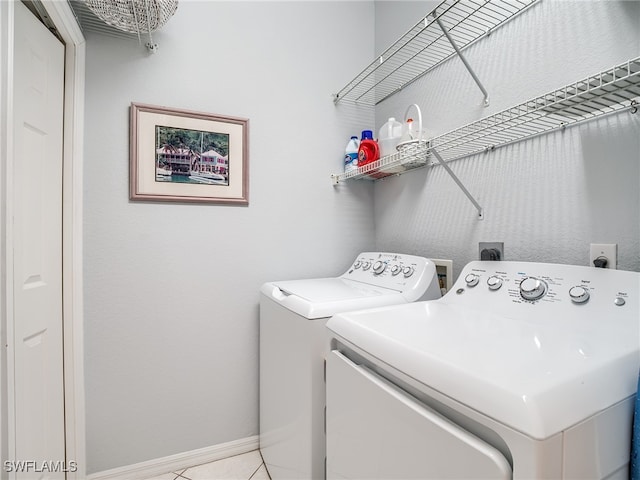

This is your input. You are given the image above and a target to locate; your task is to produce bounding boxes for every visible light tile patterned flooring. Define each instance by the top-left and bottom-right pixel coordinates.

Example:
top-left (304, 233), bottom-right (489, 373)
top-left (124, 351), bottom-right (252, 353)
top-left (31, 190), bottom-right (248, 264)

top-left (144, 450), bottom-right (270, 480)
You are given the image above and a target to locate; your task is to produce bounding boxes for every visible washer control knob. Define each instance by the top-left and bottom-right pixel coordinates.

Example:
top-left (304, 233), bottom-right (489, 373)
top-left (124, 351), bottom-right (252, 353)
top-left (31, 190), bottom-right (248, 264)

top-left (390, 265), bottom-right (402, 276)
top-left (373, 261), bottom-right (386, 275)
top-left (487, 276), bottom-right (503, 290)
top-left (465, 273), bottom-right (479, 287)
top-left (353, 261), bottom-right (362, 269)
top-left (569, 286), bottom-right (590, 304)
top-left (362, 261), bottom-right (371, 271)
top-left (614, 297), bottom-right (626, 306)
top-left (519, 277), bottom-right (547, 301)
top-left (402, 266), bottom-right (414, 278)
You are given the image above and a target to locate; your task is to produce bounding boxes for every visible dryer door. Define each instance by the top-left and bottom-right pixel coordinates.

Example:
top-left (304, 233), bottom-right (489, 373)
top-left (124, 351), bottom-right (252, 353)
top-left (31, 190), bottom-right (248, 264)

top-left (326, 350), bottom-right (512, 480)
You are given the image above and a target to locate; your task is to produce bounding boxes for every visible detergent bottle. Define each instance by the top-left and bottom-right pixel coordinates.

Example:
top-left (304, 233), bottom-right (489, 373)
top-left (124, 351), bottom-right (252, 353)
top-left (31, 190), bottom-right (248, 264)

top-left (344, 136), bottom-right (360, 173)
top-left (378, 117), bottom-right (403, 157)
top-left (357, 130), bottom-right (380, 167)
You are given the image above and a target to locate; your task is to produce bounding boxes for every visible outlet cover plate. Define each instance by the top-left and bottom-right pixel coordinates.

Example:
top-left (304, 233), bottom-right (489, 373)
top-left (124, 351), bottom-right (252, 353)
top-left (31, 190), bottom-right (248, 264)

top-left (589, 243), bottom-right (617, 269)
top-left (479, 242), bottom-right (504, 261)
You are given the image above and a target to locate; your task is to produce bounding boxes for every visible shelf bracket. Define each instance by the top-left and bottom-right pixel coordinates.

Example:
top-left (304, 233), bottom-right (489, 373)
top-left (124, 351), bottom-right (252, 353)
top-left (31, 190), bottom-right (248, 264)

top-left (433, 13), bottom-right (490, 107)
top-left (430, 148), bottom-right (484, 220)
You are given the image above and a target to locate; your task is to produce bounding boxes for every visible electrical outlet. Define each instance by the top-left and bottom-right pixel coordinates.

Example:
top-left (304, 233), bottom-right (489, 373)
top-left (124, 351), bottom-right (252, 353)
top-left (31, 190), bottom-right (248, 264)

top-left (479, 242), bottom-right (504, 261)
top-left (589, 243), bottom-right (617, 269)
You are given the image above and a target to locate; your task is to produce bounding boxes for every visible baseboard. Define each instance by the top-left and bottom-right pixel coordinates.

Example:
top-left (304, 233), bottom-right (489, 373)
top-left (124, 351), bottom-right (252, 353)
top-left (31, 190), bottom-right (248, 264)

top-left (87, 435), bottom-right (260, 480)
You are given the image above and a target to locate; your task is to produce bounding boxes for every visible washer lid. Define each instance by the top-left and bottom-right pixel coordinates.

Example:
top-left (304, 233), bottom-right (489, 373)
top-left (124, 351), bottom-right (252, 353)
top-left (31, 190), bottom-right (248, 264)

top-left (261, 278), bottom-right (403, 319)
top-left (327, 300), bottom-right (640, 440)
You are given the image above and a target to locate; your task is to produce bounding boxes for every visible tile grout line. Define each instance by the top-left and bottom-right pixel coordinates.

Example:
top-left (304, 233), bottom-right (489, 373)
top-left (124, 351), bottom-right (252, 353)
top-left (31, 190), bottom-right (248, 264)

top-left (173, 468), bottom-right (191, 480)
top-left (247, 461), bottom-right (263, 480)
top-left (254, 449), bottom-right (270, 480)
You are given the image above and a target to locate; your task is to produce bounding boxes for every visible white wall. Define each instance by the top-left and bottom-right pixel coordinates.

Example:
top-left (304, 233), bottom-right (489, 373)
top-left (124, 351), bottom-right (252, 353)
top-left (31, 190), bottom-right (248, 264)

top-left (83, 1), bottom-right (375, 473)
top-left (373, 0), bottom-right (640, 279)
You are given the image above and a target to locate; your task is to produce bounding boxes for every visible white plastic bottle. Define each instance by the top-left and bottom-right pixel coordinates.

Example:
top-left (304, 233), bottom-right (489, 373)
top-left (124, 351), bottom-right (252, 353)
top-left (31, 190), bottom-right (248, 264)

top-left (378, 117), bottom-right (403, 157)
top-left (344, 136), bottom-right (360, 173)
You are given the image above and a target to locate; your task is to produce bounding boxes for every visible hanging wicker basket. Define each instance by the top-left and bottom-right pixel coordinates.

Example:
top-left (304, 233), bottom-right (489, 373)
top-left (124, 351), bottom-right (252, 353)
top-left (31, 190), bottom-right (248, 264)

top-left (85, 0), bottom-right (178, 34)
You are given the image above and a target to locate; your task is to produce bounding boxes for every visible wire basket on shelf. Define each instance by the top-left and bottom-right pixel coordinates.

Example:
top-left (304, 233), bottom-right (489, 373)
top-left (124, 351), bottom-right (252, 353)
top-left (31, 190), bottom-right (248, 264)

top-left (396, 103), bottom-right (429, 168)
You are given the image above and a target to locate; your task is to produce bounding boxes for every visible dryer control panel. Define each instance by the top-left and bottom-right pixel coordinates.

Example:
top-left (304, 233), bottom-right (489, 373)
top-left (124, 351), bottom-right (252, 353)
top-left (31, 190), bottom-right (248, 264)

top-left (342, 252), bottom-right (440, 303)
top-left (447, 260), bottom-right (638, 321)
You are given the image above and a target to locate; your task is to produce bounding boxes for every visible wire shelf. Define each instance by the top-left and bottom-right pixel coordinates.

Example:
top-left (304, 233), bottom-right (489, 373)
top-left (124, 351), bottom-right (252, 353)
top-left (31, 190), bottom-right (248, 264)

top-left (430, 57), bottom-right (640, 161)
top-left (331, 141), bottom-right (430, 184)
top-left (331, 57), bottom-right (640, 184)
top-left (333, 0), bottom-right (536, 106)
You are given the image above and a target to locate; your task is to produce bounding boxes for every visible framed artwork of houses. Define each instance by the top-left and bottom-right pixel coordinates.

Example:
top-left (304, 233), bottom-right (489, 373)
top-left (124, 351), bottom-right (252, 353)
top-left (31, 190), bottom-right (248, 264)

top-left (130, 103), bottom-right (249, 205)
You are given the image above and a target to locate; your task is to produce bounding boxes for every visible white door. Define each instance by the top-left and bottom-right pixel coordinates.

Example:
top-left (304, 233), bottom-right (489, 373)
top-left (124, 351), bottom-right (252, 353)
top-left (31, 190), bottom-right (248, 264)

top-left (12, 2), bottom-right (66, 477)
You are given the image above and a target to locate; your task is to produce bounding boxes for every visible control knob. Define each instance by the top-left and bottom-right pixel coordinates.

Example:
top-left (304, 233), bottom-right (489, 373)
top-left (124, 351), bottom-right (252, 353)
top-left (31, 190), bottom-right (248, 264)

top-left (362, 261), bottom-right (371, 271)
top-left (519, 277), bottom-right (547, 301)
top-left (487, 276), bottom-right (503, 291)
top-left (402, 266), bottom-right (414, 278)
top-left (390, 265), bottom-right (402, 276)
top-left (465, 273), bottom-right (479, 287)
top-left (568, 286), bottom-right (590, 304)
top-left (373, 261), bottom-right (387, 275)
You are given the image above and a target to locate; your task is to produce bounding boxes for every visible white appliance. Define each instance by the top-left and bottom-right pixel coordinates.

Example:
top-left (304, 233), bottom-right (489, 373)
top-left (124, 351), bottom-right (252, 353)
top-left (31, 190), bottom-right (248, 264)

top-left (326, 261), bottom-right (640, 479)
top-left (259, 252), bottom-right (442, 480)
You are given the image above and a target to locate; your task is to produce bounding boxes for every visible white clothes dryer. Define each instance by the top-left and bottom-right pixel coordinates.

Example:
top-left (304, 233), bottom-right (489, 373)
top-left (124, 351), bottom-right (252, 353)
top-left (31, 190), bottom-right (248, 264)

top-left (326, 260), bottom-right (639, 480)
top-left (259, 252), bottom-right (442, 480)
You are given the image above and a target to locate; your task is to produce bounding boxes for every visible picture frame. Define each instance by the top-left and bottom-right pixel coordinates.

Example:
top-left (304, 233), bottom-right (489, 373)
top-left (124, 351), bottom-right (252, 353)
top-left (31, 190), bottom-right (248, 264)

top-left (130, 103), bottom-right (249, 205)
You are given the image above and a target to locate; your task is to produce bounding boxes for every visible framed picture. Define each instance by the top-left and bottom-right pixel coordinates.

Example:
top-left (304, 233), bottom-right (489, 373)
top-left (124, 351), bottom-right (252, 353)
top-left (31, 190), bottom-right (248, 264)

top-left (130, 103), bottom-right (249, 205)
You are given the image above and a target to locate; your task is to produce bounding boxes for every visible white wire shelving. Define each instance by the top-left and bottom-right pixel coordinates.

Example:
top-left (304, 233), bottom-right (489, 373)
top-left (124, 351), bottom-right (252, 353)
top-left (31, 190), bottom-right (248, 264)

top-left (431, 57), bottom-right (640, 162)
top-left (333, 0), bottom-right (536, 106)
top-left (333, 140), bottom-right (431, 183)
top-left (331, 57), bottom-right (640, 186)
top-left (330, 0), bottom-right (639, 219)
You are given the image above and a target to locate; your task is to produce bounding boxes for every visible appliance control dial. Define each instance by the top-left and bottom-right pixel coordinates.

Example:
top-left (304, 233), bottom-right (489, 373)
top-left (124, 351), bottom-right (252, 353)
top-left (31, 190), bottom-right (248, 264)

top-left (487, 276), bottom-right (503, 290)
top-left (373, 261), bottom-right (386, 275)
top-left (519, 277), bottom-right (547, 301)
top-left (568, 286), bottom-right (590, 304)
top-left (353, 261), bottom-right (362, 269)
top-left (403, 266), bottom-right (414, 278)
top-left (362, 261), bottom-right (371, 271)
top-left (390, 265), bottom-right (402, 276)
top-left (465, 273), bottom-right (479, 287)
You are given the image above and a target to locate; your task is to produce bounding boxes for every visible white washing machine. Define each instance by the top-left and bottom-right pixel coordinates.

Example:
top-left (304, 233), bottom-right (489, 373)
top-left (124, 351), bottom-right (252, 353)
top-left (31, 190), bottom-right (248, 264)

top-left (259, 252), bottom-right (442, 480)
top-left (326, 261), bottom-right (640, 479)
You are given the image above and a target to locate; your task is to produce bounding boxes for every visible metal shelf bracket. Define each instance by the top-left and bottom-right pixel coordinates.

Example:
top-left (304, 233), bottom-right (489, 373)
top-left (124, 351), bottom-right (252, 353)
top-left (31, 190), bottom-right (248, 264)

top-left (430, 148), bottom-right (484, 220)
top-left (433, 12), bottom-right (490, 107)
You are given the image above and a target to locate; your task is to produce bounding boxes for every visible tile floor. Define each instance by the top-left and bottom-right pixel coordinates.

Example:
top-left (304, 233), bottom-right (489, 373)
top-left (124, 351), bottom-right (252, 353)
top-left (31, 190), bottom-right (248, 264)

top-left (145, 450), bottom-right (270, 480)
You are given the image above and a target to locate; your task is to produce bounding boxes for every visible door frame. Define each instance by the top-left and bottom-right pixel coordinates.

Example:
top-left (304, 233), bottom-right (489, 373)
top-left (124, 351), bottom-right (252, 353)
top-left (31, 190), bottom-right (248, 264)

top-left (0, 1), bottom-right (86, 478)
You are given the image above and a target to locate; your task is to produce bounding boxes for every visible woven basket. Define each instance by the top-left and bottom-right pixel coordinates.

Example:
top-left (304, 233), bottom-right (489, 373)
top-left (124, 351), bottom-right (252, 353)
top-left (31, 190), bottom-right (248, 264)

top-left (85, 0), bottom-right (178, 34)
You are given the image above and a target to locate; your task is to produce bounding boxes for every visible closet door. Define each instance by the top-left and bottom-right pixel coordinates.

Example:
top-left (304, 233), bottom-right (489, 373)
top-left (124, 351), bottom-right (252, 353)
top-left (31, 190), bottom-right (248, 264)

top-left (12, 2), bottom-right (66, 476)
top-left (326, 350), bottom-right (512, 480)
